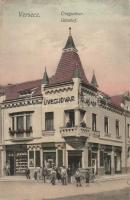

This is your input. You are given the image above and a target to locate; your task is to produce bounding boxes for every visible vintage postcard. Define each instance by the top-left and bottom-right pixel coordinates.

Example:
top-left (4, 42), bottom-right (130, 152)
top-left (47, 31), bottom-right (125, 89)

top-left (0, 0), bottom-right (130, 200)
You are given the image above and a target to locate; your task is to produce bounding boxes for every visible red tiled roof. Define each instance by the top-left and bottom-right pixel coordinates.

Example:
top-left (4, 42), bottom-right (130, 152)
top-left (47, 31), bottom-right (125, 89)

top-left (110, 95), bottom-right (124, 107)
top-left (50, 51), bottom-right (88, 85)
top-left (5, 79), bottom-right (42, 101)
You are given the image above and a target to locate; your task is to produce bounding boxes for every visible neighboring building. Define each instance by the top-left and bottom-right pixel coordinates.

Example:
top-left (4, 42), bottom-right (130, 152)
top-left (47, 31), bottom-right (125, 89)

top-left (0, 28), bottom-right (130, 176)
top-left (0, 86), bottom-right (5, 176)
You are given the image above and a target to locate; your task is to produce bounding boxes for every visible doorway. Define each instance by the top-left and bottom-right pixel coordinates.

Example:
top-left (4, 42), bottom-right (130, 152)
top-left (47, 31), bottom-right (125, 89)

top-left (104, 153), bottom-right (111, 174)
top-left (68, 150), bottom-right (82, 175)
top-left (9, 156), bottom-right (15, 175)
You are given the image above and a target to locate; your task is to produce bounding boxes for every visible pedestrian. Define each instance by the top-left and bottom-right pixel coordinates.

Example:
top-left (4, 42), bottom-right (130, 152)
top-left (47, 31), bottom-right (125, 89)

top-left (25, 167), bottom-right (30, 179)
top-left (61, 166), bottom-right (67, 185)
top-left (56, 167), bottom-right (61, 182)
top-left (39, 166), bottom-right (43, 180)
top-left (34, 169), bottom-right (37, 181)
top-left (67, 165), bottom-right (72, 184)
top-left (42, 165), bottom-right (48, 183)
top-left (85, 169), bottom-right (90, 186)
top-left (6, 162), bottom-right (10, 176)
top-left (50, 167), bottom-right (56, 185)
top-left (75, 168), bottom-right (82, 187)
top-left (37, 168), bottom-right (41, 181)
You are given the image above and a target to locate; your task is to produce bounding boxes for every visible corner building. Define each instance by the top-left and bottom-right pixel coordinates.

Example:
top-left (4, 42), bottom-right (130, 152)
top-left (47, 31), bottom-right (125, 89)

top-left (1, 28), bottom-right (130, 176)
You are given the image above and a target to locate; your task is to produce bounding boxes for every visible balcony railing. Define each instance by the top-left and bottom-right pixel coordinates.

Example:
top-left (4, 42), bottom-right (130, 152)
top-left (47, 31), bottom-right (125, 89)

top-left (60, 126), bottom-right (90, 138)
top-left (42, 130), bottom-right (55, 136)
top-left (91, 130), bottom-right (100, 138)
top-left (9, 127), bottom-right (33, 141)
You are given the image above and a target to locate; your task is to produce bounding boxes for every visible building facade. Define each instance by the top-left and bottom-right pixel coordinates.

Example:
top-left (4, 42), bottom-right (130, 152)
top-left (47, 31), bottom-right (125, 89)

top-left (0, 28), bottom-right (130, 176)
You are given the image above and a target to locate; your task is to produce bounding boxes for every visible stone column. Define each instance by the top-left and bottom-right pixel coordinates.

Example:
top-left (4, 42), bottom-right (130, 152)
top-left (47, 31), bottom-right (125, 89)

top-left (40, 148), bottom-right (43, 167)
top-left (63, 148), bottom-right (68, 167)
top-left (97, 144), bottom-right (100, 175)
top-left (111, 146), bottom-right (115, 174)
top-left (82, 145), bottom-right (88, 168)
top-left (75, 109), bottom-right (80, 126)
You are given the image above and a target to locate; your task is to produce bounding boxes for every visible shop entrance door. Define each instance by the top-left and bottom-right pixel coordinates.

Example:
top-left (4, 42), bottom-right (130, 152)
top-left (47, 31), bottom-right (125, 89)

top-left (68, 151), bottom-right (82, 175)
top-left (104, 153), bottom-right (111, 174)
top-left (92, 152), bottom-right (98, 175)
top-left (10, 156), bottom-right (15, 175)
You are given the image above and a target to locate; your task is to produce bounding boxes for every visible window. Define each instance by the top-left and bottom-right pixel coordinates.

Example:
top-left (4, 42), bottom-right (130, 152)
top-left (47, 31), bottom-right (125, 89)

top-left (29, 151), bottom-right (34, 167)
top-left (92, 113), bottom-right (96, 131)
top-left (43, 151), bottom-right (56, 168)
top-left (128, 124), bottom-right (130, 138)
top-left (35, 151), bottom-right (40, 167)
top-left (45, 112), bottom-right (54, 131)
top-left (104, 117), bottom-right (109, 134)
top-left (12, 117), bottom-right (15, 130)
top-left (9, 112), bottom-right (33, 134)
top-left (116, 120), bottom-right (119, 137)
top-left (100, 151), bottom-right (104, 167)
top-left (65, 110), bottom-right (75, 127)
top-left (16, 116), bottom-right (24, 130)
top-left (26, 115), bottom-right (31, 130)
top-left (29, 150), bottom-right (40, 168)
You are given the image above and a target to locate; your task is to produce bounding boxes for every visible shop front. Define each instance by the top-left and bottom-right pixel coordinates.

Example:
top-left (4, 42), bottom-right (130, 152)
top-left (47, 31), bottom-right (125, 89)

top-left (6, 144), bottom-right (27, 175)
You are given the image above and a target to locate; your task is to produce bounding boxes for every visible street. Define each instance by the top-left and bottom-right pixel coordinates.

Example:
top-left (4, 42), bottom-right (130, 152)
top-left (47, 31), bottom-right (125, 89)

top-left (0, 178), bottom-right (130, 200)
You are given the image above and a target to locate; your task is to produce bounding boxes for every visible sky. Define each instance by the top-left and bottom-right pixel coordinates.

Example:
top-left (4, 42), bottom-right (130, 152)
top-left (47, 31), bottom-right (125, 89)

top-left (0, 0), bottom-right (130, 96)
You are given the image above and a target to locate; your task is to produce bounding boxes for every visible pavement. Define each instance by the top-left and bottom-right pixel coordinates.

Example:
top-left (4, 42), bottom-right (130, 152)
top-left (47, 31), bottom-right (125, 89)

top-left (0, 174), bottom-right (130, 200)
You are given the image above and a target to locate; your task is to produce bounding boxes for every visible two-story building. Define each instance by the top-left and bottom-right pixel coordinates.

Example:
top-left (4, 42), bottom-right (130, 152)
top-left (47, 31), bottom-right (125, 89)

top-left (0, 28), bottom-right (130, 176)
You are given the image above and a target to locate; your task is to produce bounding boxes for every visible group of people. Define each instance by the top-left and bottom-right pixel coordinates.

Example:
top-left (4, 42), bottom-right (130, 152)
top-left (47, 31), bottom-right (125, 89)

top-left (25, 165), bottom-right (94, 187)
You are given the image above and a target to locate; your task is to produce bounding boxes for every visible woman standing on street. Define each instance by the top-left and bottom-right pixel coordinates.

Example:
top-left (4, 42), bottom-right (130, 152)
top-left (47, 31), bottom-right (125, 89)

top-left (50, 167), bottom-right (57, 185)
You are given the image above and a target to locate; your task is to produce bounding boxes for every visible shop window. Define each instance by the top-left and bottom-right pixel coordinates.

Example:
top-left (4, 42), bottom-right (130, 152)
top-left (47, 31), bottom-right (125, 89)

top-left (29, 150), bottom-right (40, 168)
top-left (104, 116), bottom-right (109, 134)
top-left (115, 152), bottom-right (121, 173)
top-left (43, 151), bottom-right (56, 168)
top-left (29, 151), bottom-right (34, 167)
top-left (92, 113), bottom-right (96, 131)
top-left (58, 149), bottom-right (63, 167)
top-left (128, 124), bottom-right (130, 138)
top-left (100, 151), bottom-right (104, 167)
top-left (115, 120), bottom-right (119, 137)
top-left (35, 151), bottom-right (40, 167)
top-left (45, 112), bottom-right (54, 131)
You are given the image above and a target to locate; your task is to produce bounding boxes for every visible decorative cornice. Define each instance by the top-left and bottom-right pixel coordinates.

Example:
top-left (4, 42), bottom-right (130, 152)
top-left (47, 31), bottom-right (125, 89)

top-left (45, 86), bottom-right (73, 94)
top-left (2, 96), bottom-right (43, 109)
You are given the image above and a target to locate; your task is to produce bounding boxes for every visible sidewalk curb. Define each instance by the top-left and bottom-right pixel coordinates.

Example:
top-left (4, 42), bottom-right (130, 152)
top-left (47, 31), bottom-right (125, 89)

top-left (0, 174), bottom-right (130, 183)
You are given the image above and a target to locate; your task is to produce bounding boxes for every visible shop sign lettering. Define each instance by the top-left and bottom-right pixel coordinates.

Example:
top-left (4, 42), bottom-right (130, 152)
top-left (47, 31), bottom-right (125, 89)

top-left (44, 96), bottom-right (75, 105)
top-left (80, 97), bottom-right (97, 106)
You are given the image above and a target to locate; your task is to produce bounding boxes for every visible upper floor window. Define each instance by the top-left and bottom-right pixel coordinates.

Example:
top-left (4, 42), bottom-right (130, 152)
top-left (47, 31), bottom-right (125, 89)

top-left (9, 111), bottom-right (33, 134)
top-left (115, 120), bottom-right (119, 137)
top-left (65, 110), bottom-right (75, 128)
top-left (45, 112), bottom-right (54, 131)
top-left (16, 116), bottom-right (24, 130)
top-left (128, 124), bottom-right (130, 138)
top-left (92, 113), bottom-right (96, 131)
top-left (104, 116), bottom-right (109, 134)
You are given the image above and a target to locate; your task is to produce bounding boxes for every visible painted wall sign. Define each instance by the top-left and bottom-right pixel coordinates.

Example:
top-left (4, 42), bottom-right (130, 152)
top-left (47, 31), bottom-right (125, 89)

top-left (80, 97), bottom-right (97, 106)
top-left (44, 96), bottom-right (75, 105)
